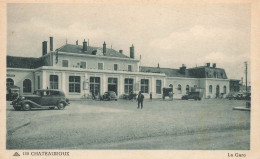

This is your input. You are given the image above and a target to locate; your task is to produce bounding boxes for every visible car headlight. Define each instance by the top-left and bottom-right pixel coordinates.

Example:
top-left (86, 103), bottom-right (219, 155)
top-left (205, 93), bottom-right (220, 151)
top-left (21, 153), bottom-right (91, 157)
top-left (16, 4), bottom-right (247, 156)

top-left (21, 96), bottom-right (25, 100)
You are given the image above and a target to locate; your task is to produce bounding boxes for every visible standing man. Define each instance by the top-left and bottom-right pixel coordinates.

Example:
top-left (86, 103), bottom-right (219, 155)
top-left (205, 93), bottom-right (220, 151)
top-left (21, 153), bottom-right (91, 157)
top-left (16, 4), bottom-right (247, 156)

top-left (137, 91), bottom-right (144, 109)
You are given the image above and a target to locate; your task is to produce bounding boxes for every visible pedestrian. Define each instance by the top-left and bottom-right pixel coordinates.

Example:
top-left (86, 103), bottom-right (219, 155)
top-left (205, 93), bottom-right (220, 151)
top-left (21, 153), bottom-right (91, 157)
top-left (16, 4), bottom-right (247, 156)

top-left (150, 92), bottom-right (152, 100)
top-left (92, 91), bottom-right (96, 100)
top-left (169, 91), bottom-right (173, 100)
top-left (137, 91), bottom-right (144, 109)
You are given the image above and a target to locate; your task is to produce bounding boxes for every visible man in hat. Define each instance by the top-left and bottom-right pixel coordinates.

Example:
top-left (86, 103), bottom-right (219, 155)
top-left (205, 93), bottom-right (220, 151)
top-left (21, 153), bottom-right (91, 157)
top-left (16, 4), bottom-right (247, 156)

top-left (137, 91), bottom-right (144, 109)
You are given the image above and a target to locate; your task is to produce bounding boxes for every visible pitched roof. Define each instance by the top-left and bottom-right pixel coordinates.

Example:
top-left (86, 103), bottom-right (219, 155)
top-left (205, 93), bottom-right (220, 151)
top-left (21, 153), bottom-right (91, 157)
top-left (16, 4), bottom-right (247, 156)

top-left (7, 56), bottom-right (41, 69)
top-left (57, 44), bottom-right (130, 59)
top-left (140, 66), bottom-right (228, 79)
top-left (140, 66), bottom-right (195, 78)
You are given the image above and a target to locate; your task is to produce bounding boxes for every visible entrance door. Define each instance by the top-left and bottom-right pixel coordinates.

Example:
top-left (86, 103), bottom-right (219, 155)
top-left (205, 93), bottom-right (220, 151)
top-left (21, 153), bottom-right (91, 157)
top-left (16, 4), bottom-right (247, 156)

top-left (216, 85), bottom-right (220, 98)
top-left (108, 78), bottom-right (118, 95)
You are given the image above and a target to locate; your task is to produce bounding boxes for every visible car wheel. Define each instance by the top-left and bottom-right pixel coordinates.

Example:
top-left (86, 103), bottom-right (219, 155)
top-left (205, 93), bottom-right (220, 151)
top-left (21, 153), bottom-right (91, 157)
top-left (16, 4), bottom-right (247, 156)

top-left (22, 103), bottom-right (31, 111)
top-left (57, 102), bottom-right (65, 110)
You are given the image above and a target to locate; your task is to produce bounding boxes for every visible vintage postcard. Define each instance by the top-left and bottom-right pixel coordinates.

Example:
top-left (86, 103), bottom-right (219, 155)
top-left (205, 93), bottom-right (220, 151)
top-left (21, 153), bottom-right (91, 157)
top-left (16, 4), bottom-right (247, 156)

top-left (0, 0), bottom-right (260, 159)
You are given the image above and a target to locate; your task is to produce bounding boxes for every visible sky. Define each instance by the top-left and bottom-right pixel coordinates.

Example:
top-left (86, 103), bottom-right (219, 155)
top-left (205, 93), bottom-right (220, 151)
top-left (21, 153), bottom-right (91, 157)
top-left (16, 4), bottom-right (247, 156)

top-left (7, 3), bottom-right (251, 82)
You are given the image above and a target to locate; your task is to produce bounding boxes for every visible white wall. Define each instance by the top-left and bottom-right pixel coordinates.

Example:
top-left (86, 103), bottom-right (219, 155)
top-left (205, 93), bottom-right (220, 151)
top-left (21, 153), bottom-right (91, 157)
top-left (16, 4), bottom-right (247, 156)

top-left (37, 68), bottom-right (164, 99)
top-left (6, 69), bottom-right (35, 95)
top-left (204, 79), bottom-right (230, 98)
top-left (53, 54), bottom-right (139, 72)
top-left (7, 68), bottom-right (229, 99)
top-left (166, 77), bottom-right (200, 98)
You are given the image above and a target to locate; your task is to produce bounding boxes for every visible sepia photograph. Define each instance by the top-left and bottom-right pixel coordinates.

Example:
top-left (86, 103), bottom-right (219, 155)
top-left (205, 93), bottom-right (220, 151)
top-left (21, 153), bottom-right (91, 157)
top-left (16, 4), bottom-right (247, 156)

top-left (1, 0), bottom-right (260, 158)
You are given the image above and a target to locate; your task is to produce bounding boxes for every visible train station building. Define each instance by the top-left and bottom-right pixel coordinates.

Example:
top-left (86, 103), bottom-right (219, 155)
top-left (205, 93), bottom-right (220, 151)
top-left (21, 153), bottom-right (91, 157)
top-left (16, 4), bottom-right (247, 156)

top-left (6, 37), bottom-right (230, 99)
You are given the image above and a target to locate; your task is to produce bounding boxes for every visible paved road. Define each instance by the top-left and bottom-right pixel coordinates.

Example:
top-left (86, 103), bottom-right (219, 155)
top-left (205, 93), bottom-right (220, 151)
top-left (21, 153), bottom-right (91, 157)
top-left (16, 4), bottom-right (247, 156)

top-left (6, 99), bottom-right (250, 149)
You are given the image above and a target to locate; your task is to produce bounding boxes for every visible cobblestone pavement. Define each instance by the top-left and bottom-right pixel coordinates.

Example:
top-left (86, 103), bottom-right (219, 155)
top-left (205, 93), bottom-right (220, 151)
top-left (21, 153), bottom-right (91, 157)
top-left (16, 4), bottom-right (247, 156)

top-left (6, 98), bottom-right (250, 149)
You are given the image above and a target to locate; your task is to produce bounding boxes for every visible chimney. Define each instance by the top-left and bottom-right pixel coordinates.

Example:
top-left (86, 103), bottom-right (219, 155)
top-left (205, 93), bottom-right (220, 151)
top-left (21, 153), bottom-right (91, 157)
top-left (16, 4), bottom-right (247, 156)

top-left (83, 39), bottom-right (87, 52)
top-left (119, 50), bottom-right (123, 54)
top-left (213, 63), bottom-right (216, 68)
top-left (206, 63), bottom-right (210, 67)
top-left (103, 41), bottom-right (106, 54)
top-left (42, 41), bottom-right (47, 56)
top-left (130, 44), bottom-right (134, 58)
top-left (180, 64), bottom-right (186, 74)
top-left (76, 40), bottom-right (78, 45)
top-left (49, 37), bottom-right (53, 51)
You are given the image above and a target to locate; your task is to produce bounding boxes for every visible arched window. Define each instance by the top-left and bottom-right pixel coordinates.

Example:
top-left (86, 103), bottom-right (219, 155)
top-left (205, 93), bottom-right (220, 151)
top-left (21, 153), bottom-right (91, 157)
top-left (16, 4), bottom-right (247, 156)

top-left (177, 84), bottom-right (182, 94)
top-left (23, 79), bottom-right (32, 93)
top-left (186, 85), bottom-right (189, 94)
top-left (223, 86), bottom-right (226, 94)
top-left (209, 85), bottom-right (212, 93)
top-left (6, 78), bottom-right (14, 86)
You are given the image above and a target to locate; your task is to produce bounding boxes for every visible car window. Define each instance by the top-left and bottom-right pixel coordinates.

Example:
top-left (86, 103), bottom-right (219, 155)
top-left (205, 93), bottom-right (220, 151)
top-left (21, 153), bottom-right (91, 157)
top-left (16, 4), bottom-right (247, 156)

top-left (42, 91), bottom-right (51, 96)
top-left (50, 91), bottom-right (60, 96)
top-left (34, 91), bottom-right (43, 96)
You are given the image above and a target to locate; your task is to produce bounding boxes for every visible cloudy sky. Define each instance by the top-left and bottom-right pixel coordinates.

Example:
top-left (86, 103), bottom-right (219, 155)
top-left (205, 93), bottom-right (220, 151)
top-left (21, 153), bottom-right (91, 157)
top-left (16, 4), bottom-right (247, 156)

top-left (7, 3), bottom-right (251, 81)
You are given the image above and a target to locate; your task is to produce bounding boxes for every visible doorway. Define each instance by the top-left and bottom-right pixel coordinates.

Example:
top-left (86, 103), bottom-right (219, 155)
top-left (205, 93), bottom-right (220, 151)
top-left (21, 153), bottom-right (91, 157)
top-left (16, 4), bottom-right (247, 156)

top-left (216, 85), bottom-right (220, 98)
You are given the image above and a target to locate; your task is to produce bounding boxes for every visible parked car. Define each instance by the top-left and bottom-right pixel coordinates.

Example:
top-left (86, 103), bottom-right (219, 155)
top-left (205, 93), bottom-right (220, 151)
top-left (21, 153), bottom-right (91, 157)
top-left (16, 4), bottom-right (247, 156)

top-left (226, 93), bottom-right (236, 100)
top-left (11, 89), bottom-right (70, 111)
top-left (100, 91), bottom-right (118, 101)
top-left (235, 93), bottom-right (251, 100)
top-left (162, 87), bottom-right (173, 100)
top-left (181, 92), bottom-right (201, 100)
top-left (121, 92), bottom-right (137, 100)
top-left (6, 85), bottom-right (20, 101)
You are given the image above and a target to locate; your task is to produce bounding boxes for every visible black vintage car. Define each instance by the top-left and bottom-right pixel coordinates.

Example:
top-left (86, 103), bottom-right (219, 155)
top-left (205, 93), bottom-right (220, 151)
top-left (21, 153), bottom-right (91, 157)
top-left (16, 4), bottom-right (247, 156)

top-left (11, 89), bottom-right (70, 111)
top-left (182, 92), bottom-right (201, 100)
top-left (100, 91), bottom-right (118, 101)
top-left (162, 88), bottom-right (174, 100)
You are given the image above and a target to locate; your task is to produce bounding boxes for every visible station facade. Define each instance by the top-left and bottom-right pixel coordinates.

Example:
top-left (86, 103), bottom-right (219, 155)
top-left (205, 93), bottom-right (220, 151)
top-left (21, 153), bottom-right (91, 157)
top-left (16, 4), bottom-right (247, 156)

top-left (6, 37), bottom-right (230, 99)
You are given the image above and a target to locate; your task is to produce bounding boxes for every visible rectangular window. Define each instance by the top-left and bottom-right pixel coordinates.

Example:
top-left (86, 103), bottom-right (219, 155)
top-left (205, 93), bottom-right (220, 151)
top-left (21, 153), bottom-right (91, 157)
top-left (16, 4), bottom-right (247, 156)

top-left (50, 75), bottom-right (58, 89)
top-left (156, 80), bottom-right (162, 94)
top-left (62, 60), bottom-right (69, 67)
top-left (80, 61), bottom-right (86, 69)
top-left (124, 78), bottom-right (133, 94)
top-left (128, 65), bottom-right (132, 71)
top-left (114, 64), bottom-right (118, 71)
top-left (141, 79), bottom-right (149, 93)
top-left (90, 77), bottom-right (100, 96)
top-left (37, 76), bottom-right (40, 89)
top-left (98, 63), bottom-right (103, 70)
top-left (69, 76), bottom-right (80, 93)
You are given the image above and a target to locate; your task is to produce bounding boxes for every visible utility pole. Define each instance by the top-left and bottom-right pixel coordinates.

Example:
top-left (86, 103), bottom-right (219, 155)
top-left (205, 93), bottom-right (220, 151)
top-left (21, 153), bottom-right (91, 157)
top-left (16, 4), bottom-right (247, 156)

top-left (244, 61), bottom-right (248, 92)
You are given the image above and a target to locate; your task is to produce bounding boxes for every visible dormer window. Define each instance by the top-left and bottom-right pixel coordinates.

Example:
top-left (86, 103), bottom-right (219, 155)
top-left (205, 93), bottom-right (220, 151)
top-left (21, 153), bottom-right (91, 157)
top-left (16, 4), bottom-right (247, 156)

top-left (214, 72), bottom-right (217, 78)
